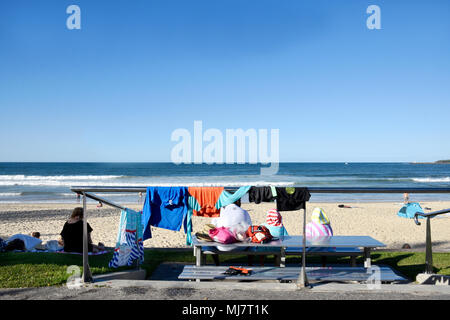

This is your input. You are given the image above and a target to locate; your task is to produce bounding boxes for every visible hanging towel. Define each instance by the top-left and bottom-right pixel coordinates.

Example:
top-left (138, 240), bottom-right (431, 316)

top-left (109, 209), bottom-right (144, 268)
top-left (142, 187), bottom-right (188, 240)
top-left (188, 187), bottom-right (224, 217)
top-left (248, 186), bottom-right (275, 204)
top-left (270, 186), bottom-right (277, 198)
top-left (185, 189), bottom-right (222, 246)
top-left (275, 187), bottom-right (311, 211)
top-left (216, 186), bottom-right (251, 208)
top-left (185, 195), bottom-right (201, 246)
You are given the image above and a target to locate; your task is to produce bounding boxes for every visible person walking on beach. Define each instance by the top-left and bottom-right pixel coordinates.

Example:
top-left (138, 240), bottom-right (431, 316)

top-left (59, 207), bottom-right (105, 253)
top-left (403, 193), bottom-right (410, 204)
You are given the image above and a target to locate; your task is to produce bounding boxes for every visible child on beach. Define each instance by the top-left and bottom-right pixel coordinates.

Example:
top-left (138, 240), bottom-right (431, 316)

top-left (59, 207), bottom-right (105, 253)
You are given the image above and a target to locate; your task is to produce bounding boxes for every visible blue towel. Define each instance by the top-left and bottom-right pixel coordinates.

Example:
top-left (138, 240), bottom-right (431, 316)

top-left (215, 186), bottom-right (251, 208)
top-left (142, 187), bottom-right (188, 240)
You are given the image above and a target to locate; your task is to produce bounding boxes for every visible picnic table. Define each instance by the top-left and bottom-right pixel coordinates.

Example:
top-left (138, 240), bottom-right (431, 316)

top-left (192, 235), bottom-right (386, 269)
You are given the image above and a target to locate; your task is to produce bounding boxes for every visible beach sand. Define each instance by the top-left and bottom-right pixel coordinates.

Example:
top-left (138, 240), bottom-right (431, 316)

top-left (1, 201), bottom-right (450, 251)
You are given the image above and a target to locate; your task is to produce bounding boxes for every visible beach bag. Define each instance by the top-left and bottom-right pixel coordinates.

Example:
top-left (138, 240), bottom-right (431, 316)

top-left (208, 227), bottom-right (236, 244)
top-left (228, 222), bottom-right (251, 242)
top-left (246, 225), bottom-right (273, 244)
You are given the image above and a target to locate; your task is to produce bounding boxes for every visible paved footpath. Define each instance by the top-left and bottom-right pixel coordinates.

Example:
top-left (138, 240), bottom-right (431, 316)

top-left (1, 281), bottom-right (450, 300)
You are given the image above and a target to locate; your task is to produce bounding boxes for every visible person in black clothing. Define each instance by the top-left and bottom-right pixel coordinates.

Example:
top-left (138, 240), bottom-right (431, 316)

top-left (59, 207), bottom-right (105, 253)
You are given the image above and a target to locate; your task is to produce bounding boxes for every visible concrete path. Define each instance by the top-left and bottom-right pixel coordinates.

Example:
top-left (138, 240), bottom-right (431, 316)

top-left (1, 279), bottom-right (450, 300)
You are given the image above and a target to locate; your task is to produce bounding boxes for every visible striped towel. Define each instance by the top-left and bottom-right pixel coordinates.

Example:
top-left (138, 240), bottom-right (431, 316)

top-left (306, 221), bottom-right (333, 237)
top-left (109, 209), bottom-right (144, 268)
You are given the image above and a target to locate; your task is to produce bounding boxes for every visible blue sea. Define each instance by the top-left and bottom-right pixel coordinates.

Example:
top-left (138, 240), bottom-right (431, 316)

top-left (0, 162), bottom-right (450, 203)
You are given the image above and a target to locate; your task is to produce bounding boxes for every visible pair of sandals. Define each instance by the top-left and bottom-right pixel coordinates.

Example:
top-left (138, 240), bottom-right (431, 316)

top-left (195, 224), bottom-right (217, 242)
top-left (223, 266), bottom-right (252, 276)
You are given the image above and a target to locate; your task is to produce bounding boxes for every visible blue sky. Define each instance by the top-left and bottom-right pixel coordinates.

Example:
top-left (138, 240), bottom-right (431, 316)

top-left (1, 0), bottom-right (449, 162)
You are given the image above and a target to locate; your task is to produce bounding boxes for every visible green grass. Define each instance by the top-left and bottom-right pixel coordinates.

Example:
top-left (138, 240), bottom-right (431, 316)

top-left (1, 250), bottom-right (450, 288)
top-left (283, 252), bottom-right (450, 280)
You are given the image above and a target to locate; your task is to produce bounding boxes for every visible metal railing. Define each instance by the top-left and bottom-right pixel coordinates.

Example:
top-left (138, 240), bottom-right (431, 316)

top-left (414, 208), bottom-right (450, 274)
top-left (71, 186), bottom-right (450, 286)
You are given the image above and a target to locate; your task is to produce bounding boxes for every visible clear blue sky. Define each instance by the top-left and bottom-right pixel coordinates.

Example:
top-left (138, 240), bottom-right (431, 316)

top-left (1, 0), bottom-right (449, 162)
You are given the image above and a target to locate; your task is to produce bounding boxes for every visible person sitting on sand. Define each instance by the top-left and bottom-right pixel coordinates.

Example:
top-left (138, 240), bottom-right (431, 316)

top-left (59, 207), bottom-right (105, 253)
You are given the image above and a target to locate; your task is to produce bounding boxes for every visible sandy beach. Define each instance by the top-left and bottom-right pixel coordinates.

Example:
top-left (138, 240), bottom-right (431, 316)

top-left (1, 201), bottom-right (450, 251)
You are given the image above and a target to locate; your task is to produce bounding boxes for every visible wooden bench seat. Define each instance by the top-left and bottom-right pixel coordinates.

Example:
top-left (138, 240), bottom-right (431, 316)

top-left (285, 247), bottom-right (363, 267)
top-left (199, 246), bottom-right (363, 267)
top-left (178, 265), bottom-right (408, 283)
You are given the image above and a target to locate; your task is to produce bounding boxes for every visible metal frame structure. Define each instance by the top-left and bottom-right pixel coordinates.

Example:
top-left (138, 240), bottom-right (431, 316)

top-left (71, 186), bottom-right (450, 286)
top-left (413, 208), bottom-right (450, 274)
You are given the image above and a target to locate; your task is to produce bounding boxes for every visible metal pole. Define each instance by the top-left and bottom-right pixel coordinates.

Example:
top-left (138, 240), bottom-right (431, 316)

top-left (425, 217), bottom-right (433, 274)
top-left (83, 192), bottom-right (126, 211)
top-left (297, 204), bottom-right (309, 288)
top-left (82, 192), bottom-right (93, 283)
top-left (71, 186), bottom-right (450, 194)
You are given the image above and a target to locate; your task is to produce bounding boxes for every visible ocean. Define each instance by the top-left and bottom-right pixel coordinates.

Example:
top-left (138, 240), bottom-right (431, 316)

top-left (0, 162), bottom-right (450, 204)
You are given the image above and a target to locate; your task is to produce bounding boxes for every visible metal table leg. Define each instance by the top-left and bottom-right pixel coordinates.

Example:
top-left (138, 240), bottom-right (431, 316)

top-left (195, 246), bottom-right (202, 267)
top-left (280, 247), bottom-right (286, 268)
top-left (194, 246), bottom-right (202, 282)
top-left (364, 247), bottom-right (371, 268)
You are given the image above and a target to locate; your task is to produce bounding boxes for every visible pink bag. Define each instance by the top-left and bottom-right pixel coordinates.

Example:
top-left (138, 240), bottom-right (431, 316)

top-left (208, 227), bottom-right (236, 244)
